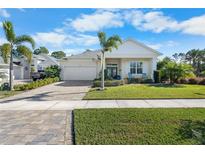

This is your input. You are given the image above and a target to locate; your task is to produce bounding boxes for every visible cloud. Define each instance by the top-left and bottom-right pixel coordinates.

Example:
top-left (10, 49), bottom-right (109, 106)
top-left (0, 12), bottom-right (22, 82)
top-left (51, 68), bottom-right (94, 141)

top-left (0, 9), bottom-right (10, 18)
top-left (124, 10), bottom-right (205, 36)
top-left (125, 10), bottom-right (178, 33)
top-left (147, 43), bottom-right (162, 50)
top-left (33, 32), bottom-right (67, 47)
top-left (145, 40), bottom-right (179, 50)
top-left (33, 31), bottom-right (98, 48)
top-left (70, 10), bottom-right (124, 32)
top-left (178, 15), bottom-right (205, 36)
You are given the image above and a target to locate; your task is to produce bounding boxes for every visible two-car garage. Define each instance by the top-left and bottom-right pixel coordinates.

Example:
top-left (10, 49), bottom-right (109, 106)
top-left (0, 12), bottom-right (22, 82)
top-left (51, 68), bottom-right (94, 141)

top-left (60, 56), bottom-right (100, 80)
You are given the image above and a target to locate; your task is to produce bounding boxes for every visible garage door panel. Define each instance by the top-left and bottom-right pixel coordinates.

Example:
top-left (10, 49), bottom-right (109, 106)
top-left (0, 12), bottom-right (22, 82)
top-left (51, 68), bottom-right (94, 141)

top-left (63, 66), bottom-right (96, 80)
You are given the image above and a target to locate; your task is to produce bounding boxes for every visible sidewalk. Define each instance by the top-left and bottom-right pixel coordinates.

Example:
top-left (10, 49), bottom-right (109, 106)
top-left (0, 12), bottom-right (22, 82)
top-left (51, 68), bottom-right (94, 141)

top-left (1, 99), bottom-right (205, 110)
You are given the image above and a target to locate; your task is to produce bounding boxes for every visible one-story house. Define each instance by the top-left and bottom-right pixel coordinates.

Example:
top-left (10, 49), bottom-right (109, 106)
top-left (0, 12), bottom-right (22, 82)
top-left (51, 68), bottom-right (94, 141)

top-left (60, 39), bottom-right (162, 80)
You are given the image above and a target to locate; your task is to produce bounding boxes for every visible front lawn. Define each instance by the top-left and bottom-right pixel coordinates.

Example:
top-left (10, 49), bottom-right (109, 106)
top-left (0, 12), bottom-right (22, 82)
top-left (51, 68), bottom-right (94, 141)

top-left (74, 108), bottom-right (205, 145)
top-left (84, 84), bottom-right (205, 99)
top-left (0, 91), bottom-right (21, 99)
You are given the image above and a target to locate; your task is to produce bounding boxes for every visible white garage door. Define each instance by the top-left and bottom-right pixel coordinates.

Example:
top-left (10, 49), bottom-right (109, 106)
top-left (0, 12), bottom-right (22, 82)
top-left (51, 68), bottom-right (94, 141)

top-left (63, 66), bottom-right (96, 80)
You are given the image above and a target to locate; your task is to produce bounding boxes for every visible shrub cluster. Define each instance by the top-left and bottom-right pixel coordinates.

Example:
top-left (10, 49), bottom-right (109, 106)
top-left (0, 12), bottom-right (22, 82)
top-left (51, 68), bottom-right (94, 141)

top-left (93, 80), bottom-right (124, 87)
top-left (177, 78), bottom-right (205, 85)
top-left (14, 77), bottom-right (59, 91)
top-left (124, 78), bottom-right (154, 84)
top-left (45, 65), bottom-right (61, 78)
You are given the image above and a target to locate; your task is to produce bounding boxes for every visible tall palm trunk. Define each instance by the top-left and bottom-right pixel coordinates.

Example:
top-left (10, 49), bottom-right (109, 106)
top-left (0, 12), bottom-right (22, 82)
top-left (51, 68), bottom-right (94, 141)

top-left (101, 51), bottom-right (105, 90)
top-left (9, 47), bottom-right (13, 90)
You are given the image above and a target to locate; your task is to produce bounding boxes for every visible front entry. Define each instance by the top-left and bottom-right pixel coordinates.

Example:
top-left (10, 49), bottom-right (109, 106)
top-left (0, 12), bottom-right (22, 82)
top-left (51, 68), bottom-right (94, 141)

top-left (106, 64), bottom-right (118, 79)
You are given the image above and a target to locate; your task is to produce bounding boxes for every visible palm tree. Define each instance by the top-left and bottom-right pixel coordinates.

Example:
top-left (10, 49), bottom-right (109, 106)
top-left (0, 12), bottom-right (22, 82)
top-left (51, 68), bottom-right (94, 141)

top-left (97, 32), bottom-right (122, 90)
top-left (0, 21), bottom-right (35, 90)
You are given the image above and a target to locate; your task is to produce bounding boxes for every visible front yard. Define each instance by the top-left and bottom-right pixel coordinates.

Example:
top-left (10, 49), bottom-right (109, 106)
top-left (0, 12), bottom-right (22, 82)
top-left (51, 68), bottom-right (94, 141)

top-left (84, 84), bottom-right (205, 99)
top-left (74, 108), bottom-right (205, 145)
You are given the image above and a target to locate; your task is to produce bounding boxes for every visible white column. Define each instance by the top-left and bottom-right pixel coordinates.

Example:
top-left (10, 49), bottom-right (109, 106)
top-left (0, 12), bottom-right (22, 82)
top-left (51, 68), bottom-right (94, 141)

top-left (151, 57), bottom-right (157, 79)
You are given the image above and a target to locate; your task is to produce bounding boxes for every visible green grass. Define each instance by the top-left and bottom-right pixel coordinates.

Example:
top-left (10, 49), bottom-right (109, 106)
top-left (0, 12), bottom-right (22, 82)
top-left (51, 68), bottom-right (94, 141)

top-left (84, 84), bottom-right (205, 99)
top-left (0, 91), bottom-right (21, 99)
top-left (74, 108), bottom-right (205, 145)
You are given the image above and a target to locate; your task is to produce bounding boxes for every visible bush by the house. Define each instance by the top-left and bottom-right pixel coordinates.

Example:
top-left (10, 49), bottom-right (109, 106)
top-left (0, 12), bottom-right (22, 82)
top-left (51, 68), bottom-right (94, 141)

top-left (14, 77), bottom-right (59, 91)
top-left (153, 70), bottom-right (160, 83)
top-left (199, 78), bottom-right (205, 85)
top-left (93, 80), bottom-right (124, 87)
top-left (44, 65), bottom-right (61, 78)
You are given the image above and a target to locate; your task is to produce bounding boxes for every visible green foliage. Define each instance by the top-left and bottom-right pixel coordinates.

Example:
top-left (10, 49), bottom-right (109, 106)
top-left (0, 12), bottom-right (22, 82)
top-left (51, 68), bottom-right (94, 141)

top-left (1, 21), bottom-right (35, 90)
top-left (44, 65), bottom-right (61, 78)
top-left (16, 45), bottom-right (33, 63)
top-left (98, 32), bottom-right (122, 52)
top-left (93, 80), bottom-right (124, 87)
top-left (0, 43), bottom-right (11, 63)
top-left (33, 46), bottom-right (49, 55)
top-left (14, 77), bottom-right (59, 91)
top-left (2, 21), bottom-right (16, 43)
top-left (51, 51), bottom-right (66, 59)
top-left (74, 108), bottom-right (205, 145)
top-left (15, 35), bottom-right (35, 49)
top-left (160, 61), bottom-right (194, 84)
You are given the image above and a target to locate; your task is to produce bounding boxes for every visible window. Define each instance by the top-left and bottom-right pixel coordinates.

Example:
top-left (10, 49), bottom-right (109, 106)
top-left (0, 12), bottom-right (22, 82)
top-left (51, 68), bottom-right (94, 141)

top-left (130, 62), bottom-right (136, 74)
top-left (137, 62), bottom-right (143, 74)
top-left (130, 61), bottom-right (143, 74)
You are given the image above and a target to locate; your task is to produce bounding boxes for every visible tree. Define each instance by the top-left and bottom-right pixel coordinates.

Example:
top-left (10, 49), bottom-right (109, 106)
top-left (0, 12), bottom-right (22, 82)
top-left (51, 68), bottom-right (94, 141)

top-left (0, 21), bottom-right (35, 90)
top-left (185, 49), bottom-right (204, 76)
top-left (160, 61), bottom-right (193, 84)
top-left (51, 51), bottom-right (66, 59)
top-left (33, 46), bottom-right (49, 55)
top-left (157, 56), bottom-right (172, 70)
top-left (97, 32), bottom-right (122, 90)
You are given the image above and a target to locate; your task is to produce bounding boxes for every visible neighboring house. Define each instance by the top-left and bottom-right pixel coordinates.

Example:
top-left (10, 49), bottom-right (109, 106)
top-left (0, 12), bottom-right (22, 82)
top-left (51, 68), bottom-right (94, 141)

top-left (60, 39), bottom-right (162, 80)
top-left (0, 54), bottom-right (59, 81)
top-left (0, 57), bottom-right (24, 81)
top-left (20, 53), bottom-right (59, 79)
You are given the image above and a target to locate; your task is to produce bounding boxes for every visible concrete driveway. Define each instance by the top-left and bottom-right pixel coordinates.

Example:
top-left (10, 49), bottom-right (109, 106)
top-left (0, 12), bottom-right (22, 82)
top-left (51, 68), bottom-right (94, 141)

top-left (0, 80), bottom-right (92, 103)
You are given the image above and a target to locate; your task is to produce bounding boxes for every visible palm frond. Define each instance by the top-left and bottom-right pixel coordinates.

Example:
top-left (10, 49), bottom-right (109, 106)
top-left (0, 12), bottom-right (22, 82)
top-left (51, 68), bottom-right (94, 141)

top-left (15, 35), bottom-right (35, 49)
top-left (106, 35), bottom-right (122, 51)
top-left (16, 45), bottom-right (32, 63)
top-left (2, 21), bottom-right (16, 43)
top-left (0, 43), bottom-right (11, 63)
top-left (97, 32), bottom-right (106, 49)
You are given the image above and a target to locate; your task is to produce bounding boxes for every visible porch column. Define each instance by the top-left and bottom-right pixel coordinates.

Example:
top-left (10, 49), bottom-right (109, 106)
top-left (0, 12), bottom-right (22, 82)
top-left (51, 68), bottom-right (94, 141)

top-left (151, 57), bottom-right (157, 79)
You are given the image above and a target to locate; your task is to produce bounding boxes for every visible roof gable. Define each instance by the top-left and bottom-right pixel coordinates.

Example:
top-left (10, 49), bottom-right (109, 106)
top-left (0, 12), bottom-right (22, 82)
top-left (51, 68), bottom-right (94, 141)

top-left (105, 39), bottom-right (162, 58)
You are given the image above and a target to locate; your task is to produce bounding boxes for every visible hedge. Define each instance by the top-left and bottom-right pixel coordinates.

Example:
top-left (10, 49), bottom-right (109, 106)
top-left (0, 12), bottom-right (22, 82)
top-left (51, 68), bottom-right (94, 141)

top-left (93, 80), bottom-right (124, 87)
top-left (14, 77), bottom-right (60, 91)
top-left (177, 77), bottom-right (205, 85)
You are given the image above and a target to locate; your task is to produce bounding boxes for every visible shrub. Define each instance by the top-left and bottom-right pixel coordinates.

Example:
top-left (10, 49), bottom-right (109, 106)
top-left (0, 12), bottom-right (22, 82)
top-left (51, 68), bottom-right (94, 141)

top-left (129, 78), bottom-right (143, 84)
top-left (14, 77), bottom-right (59, 91)
top-left (199, 78), bottom-right (205, 85)
top-left (188, 78), bottom-right (200, 84)
top-left (93, 80), bottom-right (124, 87)
top-left (154, 70), bottom-right (160, 83)
top-left (44, 65), bottom-right (61, 78)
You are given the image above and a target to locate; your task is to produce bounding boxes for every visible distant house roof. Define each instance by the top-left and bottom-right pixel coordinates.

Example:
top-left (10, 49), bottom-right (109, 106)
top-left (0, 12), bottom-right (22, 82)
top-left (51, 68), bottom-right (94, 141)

top-left (39, 54), bottom-right (59, 65)
top-left (63, 49), bottom-right (101, 60)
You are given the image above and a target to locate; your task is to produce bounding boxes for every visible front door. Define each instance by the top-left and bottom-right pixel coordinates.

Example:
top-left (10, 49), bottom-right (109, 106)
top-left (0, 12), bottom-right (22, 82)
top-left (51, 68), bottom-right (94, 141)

top-left (106, 64), bottom-right (118, 79)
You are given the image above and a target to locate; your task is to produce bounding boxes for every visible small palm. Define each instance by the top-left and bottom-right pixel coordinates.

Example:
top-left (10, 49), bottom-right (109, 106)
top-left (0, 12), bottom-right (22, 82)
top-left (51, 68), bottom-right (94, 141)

top-left (97, 32), bottom-right (122, 90)
top-left (0, 21), bottom-right (35, 90)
